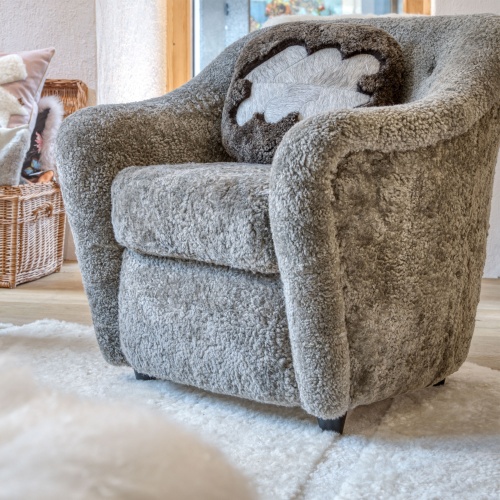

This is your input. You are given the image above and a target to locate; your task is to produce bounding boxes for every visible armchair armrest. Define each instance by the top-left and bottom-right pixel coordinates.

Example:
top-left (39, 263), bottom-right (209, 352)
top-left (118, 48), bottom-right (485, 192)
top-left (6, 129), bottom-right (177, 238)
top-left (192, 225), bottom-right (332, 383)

top-left (271, 91), bottom-right (500, 418)
top-left (56, 39), bottom-right (247, 364)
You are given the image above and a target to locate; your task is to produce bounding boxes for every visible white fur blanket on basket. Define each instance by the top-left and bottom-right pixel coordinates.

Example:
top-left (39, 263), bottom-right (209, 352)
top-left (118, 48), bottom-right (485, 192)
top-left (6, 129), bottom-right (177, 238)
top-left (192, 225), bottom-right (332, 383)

top-left (0, 54), bottom-right (30, 186)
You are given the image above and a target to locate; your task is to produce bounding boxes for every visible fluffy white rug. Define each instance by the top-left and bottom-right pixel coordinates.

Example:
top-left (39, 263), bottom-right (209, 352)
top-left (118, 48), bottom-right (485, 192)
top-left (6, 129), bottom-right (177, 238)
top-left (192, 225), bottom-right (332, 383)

top-left (1, 320), bottom-right (499, 499)
top-left (0, 357), bottom-right (253, 500)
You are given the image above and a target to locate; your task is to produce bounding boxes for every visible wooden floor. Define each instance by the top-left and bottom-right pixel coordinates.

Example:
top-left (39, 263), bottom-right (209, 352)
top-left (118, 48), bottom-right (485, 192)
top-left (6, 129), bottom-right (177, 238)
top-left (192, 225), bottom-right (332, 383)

top-left (468, 279), bottom-right (500, 371)
top-left (1, 262), bottom-right (92, 326)
top-left (1, 263), bottom-right (499, 371)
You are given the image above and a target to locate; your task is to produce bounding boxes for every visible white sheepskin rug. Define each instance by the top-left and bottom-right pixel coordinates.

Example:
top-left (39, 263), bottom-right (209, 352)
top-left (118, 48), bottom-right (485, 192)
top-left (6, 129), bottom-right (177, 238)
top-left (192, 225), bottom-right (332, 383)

top-left (1, 320), bottom-right (499, 499)
top-left (0, 359), bottom-right (253, 500)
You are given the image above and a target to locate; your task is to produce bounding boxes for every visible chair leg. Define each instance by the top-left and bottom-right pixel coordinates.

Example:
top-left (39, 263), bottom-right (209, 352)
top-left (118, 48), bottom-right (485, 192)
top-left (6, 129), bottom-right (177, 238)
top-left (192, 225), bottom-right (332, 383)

top-left (433, 378), bottom-right (445, 387)
top-left (317, 413), bottom-right (347, 434)
top-left (134, 370), bottom-right (156, 381)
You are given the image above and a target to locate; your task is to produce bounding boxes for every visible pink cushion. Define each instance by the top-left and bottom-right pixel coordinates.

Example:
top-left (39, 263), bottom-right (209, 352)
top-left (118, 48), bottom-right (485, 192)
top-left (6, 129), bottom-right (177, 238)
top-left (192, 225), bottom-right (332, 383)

top-left (0, 48), bottom-right (55, 131)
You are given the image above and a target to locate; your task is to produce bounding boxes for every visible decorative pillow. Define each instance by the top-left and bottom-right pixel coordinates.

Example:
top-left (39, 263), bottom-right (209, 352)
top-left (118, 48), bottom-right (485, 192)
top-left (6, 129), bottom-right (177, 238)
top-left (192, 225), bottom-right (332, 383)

top-left (0, 48), bottom-right (55, 131)
top-left (221, 22), bottom-right (405, 164)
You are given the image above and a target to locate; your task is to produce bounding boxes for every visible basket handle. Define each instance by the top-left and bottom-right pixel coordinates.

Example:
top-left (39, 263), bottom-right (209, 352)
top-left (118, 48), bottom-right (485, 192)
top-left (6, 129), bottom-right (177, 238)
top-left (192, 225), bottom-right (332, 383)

top-left (32, 202), bottom-right (53, 221)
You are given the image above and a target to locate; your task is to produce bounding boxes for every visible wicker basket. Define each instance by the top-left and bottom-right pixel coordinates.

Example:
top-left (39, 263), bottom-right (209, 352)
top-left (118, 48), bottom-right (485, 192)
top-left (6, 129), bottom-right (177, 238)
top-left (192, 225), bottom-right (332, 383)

top-left (41, 79), bottom-right (88, 118)
top-left (0, 182), bottom-right (65, 288)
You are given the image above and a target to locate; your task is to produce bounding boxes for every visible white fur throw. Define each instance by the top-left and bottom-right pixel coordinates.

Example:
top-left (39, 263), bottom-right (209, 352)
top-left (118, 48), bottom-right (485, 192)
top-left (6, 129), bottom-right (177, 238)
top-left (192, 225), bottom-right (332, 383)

top-left (38, 95), bottom-right (64, 171)
top-left (0, 54), bottom-right (30, 185)
top-left (0, 359), bottom-right (254, 500)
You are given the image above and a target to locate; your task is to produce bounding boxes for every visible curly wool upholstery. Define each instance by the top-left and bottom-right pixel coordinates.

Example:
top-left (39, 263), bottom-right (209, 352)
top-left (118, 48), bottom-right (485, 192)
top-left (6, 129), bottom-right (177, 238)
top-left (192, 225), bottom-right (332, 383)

top-left (57, 15), bottom-right (500, 419)
top-left (112, 163), bottom-right (278, 274)
top-left (271, 107), bottom-right (500, 416)
top-left (119, 250), bottom-right (298, 405)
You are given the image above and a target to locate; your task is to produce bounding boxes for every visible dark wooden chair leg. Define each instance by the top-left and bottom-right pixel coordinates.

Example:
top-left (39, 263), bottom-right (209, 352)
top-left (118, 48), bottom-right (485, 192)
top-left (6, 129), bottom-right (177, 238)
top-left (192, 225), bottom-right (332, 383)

top-left (134, 370), bottom-right (156, 381)
top-left (433, 378), bottom-right (445, 387)
top-left (317, 413), bottom-right (347, 434)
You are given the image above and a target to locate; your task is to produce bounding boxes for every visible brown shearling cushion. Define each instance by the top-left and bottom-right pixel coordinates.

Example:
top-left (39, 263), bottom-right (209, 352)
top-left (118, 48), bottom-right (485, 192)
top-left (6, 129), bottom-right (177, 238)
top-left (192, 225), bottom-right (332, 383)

top-left (221, 22), bottom-right (405, 164)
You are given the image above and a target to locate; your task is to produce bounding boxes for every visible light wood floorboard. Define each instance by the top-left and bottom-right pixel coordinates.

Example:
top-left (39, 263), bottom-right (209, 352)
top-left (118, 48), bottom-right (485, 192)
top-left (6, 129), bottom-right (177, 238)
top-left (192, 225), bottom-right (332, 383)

top-left (1, 263), bottom-right (499, 371)
top-left (468, 279), bottom-right (500, 371)
top-left (0, 262), bottom-right (91, 326)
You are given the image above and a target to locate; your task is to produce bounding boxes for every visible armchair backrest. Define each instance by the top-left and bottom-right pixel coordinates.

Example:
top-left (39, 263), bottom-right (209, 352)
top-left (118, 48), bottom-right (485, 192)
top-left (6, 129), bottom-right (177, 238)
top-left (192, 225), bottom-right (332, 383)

top-left (208, 15), bottom-right (499, 110)
top-left (347, 15), bottom-right (500, 106)
top-left (191, 15), bottom-right (499, 165)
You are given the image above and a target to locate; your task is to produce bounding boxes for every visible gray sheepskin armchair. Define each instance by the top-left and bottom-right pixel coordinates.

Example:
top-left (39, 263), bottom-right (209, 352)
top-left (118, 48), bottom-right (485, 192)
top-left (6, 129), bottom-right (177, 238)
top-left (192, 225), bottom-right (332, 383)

top-left (57, 15), bottom-right (500, 433)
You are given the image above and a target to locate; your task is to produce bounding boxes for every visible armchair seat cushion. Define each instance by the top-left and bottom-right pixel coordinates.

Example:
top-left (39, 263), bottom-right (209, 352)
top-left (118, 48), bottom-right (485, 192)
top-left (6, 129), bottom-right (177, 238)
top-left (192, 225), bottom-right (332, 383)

top-left (111, 162), bottom-right (279, 274)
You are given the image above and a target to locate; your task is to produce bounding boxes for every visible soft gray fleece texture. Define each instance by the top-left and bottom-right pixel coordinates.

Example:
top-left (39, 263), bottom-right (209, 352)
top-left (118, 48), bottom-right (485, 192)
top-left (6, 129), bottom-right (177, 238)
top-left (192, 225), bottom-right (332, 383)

top-left (119, 250), bottom-right (298, 405)
top-left (222, 22), bottom-right (404, 164)
top-left (112, 163), bottom-right (278, 274)
top-left (57, 15), bottom-right (500, 420)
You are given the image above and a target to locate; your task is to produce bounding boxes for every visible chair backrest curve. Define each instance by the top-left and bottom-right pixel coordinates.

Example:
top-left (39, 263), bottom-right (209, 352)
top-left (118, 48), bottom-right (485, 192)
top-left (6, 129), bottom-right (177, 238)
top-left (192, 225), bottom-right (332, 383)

top-left (226, 15), bottom-right (500, 108)
top-left (343, 15), bottom-right (500, 105)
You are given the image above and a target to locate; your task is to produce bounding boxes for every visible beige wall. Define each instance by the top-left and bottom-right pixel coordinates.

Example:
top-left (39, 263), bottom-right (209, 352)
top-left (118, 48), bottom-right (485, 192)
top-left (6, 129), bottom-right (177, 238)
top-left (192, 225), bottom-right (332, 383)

top-left (432, 0), bottom-right (500, 15)
top-left (0, 0), bottom-right (168, 106)
top-left (0, 0), bottom-right (97, 105)
top-left (0, 0), bottom-right (169, 113)
top-left (95, 0), bottom-right (167, 105)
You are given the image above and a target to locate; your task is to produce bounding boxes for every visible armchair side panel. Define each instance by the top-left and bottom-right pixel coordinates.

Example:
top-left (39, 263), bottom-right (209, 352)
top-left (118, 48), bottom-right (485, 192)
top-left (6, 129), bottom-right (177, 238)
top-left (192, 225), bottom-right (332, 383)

top-left (338, 107), bottom-right (500, 407)
top-left (56, 39), bottom-right (250, 364)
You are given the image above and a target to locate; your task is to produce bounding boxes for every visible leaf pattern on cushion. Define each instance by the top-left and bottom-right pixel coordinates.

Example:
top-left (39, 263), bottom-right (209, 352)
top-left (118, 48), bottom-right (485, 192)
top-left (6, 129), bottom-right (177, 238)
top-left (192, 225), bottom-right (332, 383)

top-left (236, 45), bottom-right (380, 126)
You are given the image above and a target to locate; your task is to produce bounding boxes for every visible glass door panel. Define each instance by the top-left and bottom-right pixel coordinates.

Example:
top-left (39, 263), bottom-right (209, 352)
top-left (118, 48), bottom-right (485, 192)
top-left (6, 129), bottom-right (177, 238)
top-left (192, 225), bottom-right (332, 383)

top-left (194, 0), bottom-right (402, 74)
